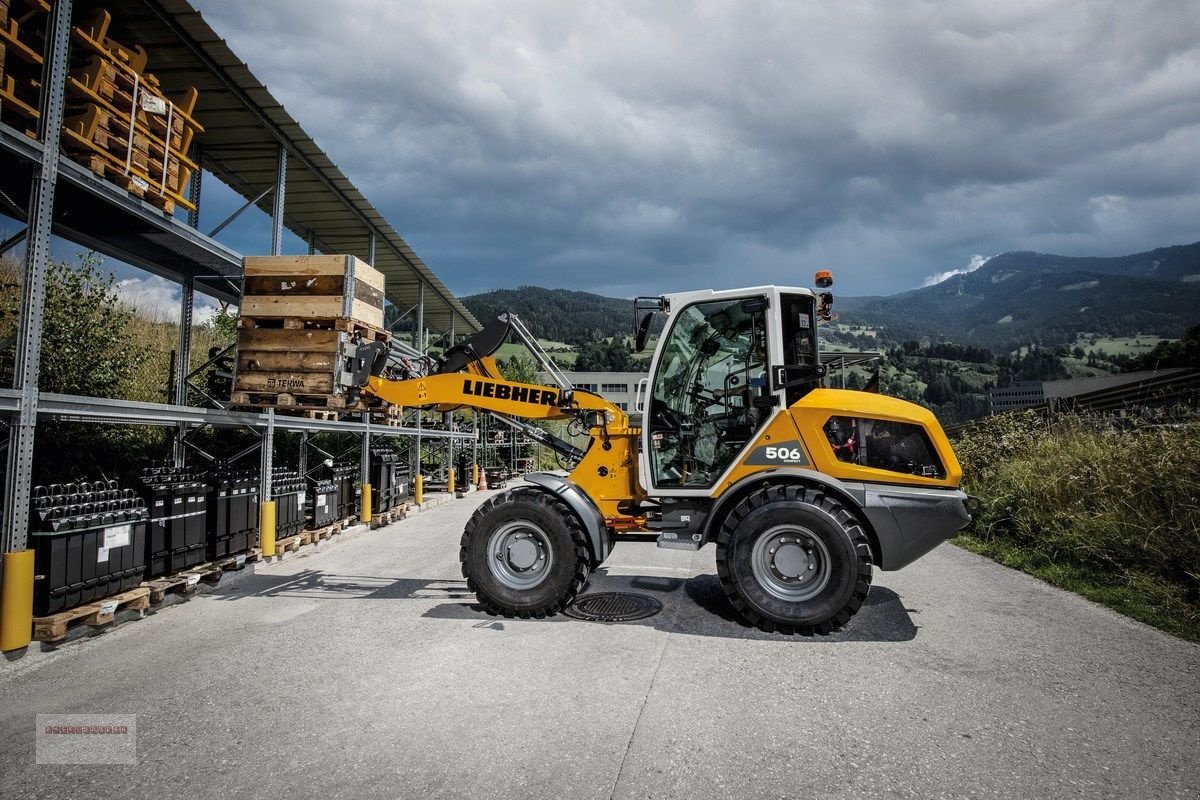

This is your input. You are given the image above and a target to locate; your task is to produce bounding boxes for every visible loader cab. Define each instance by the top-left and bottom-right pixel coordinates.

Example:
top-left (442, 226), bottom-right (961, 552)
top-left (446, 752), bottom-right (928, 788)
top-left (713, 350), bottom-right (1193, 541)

top-left (639, 286), bottom-right (821, 495)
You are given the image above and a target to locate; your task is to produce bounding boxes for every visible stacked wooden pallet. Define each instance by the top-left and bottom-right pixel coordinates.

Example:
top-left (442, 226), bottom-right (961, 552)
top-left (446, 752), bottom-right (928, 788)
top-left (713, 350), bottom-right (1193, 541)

top-left (60, 8), bottom-right (202, 214)
top-left (0, 0), bottom-right (51, 136)
top-left (231, 255), bottom-right (394, 417)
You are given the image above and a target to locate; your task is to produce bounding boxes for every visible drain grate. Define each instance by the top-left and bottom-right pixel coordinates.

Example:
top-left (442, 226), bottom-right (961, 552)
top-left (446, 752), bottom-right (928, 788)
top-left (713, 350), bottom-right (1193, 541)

top-left (565, 592), bottom-right (662, 622)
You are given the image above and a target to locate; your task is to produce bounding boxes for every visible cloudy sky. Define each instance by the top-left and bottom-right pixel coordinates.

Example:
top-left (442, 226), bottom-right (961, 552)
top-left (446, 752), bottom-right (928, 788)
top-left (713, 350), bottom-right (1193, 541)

top-left (187, 0), bottom-right (1199, 298)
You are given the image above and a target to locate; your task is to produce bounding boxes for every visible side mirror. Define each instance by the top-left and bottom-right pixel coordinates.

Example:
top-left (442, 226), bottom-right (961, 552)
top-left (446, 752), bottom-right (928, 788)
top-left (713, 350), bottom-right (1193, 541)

top-left (635, 312), bottom-right (655, 352)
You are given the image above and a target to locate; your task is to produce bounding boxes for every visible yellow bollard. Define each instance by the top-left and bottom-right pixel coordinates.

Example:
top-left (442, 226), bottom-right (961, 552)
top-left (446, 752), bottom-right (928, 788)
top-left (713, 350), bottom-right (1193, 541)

top-left (414, 474), bottom-right (424, 505)
top-left (361, 483), bottom-right (372, 524)
top-left (260, 500), bottom-right (277, 557)
top-left (0, 549), bottom-right (36, 652)
top-left (472, 463), bottom-right (479, 488)
top-left (448, 468), bottom-right (456, 495)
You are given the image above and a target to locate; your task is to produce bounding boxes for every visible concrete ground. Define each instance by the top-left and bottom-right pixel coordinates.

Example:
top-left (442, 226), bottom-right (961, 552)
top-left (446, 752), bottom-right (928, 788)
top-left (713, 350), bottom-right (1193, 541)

top-left (1, 488), bottom-right (1197, 799)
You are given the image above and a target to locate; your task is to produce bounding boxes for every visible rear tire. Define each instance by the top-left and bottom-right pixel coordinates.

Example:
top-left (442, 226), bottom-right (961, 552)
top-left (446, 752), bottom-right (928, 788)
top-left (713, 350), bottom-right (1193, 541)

top-left (460, 487), bottom-right (591, 618)
top-left (716, 485), bottom-right (872, 635)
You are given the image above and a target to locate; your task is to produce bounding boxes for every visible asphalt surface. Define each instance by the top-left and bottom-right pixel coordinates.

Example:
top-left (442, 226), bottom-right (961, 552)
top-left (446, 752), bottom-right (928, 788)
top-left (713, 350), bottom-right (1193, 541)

top-left (1, 488), bottom-right (1197, 799)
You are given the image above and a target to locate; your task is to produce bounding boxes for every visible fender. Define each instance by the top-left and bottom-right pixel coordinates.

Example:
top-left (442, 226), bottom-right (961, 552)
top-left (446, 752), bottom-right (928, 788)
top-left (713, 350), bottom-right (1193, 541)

top-left (523, 473), bottom-right (612, 566)
top-left (702, 467), bottom-right (880, 562)
top-left (702, 468), bottom-right (970, 570)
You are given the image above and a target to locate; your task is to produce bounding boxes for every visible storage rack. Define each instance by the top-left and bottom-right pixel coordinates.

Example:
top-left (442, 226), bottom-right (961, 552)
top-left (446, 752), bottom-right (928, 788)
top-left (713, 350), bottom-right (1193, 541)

top-left (0, 0), bottom-right (481, 649)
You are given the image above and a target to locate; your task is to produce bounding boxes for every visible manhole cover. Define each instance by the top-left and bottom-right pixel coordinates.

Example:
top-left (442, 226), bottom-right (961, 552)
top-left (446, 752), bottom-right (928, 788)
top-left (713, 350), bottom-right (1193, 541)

top-left (565, 592), bottom-right (662, 622)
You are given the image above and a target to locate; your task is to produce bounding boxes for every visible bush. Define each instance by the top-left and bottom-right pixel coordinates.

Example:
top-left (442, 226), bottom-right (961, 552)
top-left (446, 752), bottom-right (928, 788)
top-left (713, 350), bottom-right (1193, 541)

top-left (956, 412), bottom-right (1200, 640)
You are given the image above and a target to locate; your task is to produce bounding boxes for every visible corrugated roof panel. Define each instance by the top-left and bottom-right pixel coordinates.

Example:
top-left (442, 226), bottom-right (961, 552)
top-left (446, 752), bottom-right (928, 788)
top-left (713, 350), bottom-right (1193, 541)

top-left (107, 0), bottom-right (479, 334)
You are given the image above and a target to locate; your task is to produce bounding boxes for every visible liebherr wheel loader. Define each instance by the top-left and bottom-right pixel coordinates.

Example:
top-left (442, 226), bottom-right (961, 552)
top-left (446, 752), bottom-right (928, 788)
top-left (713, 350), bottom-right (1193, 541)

top-left (351, 276), bottom-right (970, 634)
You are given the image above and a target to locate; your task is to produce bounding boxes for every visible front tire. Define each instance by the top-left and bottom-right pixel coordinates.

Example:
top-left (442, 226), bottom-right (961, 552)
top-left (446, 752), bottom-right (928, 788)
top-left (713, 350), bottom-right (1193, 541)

top-left (716, 485), bottom-right (872, 634)
top-left (460, 487), bottom-right (591, 618)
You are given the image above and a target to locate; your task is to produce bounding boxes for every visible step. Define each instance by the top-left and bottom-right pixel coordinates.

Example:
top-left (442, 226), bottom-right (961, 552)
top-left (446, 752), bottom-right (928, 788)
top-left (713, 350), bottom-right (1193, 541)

top-left (656, 533), bottom-right (703, 551)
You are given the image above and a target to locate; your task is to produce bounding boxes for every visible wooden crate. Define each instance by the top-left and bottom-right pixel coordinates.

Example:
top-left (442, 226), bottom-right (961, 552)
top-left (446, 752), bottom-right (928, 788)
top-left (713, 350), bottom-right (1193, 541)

top-left (241, 255), bottom-right (386, 331)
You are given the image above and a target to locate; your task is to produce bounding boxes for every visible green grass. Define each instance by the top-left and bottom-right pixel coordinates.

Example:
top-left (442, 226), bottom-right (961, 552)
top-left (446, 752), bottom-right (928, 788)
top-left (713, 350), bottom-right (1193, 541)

top-left (955, 412), bottom-right (1200, 641)
top-left (1073, 335), bottom-right (1173, 356)
top-left (493, 340), bottom-right (579, 366)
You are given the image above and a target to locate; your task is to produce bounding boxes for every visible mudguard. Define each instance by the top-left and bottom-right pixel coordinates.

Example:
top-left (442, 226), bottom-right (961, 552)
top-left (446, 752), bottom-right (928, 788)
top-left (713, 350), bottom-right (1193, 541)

top-left (703, 468), bottom-right (970, 571)
top-left (523, 473), bottom-right (612, 565)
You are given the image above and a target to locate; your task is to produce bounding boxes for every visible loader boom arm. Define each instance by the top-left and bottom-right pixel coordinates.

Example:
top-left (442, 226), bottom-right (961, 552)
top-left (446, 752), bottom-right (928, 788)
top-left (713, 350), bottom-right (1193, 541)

top-left (364, 373), bottom-right (626, 425)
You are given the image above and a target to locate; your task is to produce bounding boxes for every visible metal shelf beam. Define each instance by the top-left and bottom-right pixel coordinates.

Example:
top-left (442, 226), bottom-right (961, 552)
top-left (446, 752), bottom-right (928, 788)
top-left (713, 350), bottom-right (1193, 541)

top-left (34, 393), bottom-right (476, 439)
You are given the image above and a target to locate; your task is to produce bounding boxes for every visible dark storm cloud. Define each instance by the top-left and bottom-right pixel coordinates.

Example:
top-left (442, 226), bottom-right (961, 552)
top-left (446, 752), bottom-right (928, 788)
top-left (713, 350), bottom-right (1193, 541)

top-left (191, 0), bottom-right (1200, 296)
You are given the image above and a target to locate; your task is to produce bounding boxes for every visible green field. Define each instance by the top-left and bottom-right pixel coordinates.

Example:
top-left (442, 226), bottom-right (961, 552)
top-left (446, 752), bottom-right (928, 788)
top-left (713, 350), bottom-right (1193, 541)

top-left (493, 340), bottom-right (578, 366)
top-left (1073, 334), bottom-right (1173, 356)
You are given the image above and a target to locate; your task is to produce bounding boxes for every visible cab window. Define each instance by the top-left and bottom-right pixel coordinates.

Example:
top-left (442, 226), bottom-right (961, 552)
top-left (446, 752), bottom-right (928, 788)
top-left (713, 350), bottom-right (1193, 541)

top-left (648, 297), bottom-right (770, 488)
top-left (823, 416), bottom-right (945, 479)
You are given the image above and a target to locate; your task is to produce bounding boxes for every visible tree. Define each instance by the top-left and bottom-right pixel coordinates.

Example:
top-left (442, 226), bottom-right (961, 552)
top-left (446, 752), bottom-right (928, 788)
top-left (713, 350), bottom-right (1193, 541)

top-left (0, 254), bottom-right (134, 396)
top-left (574, 339), bottom-right (636, 371)
top-left (498, 353), bottom-right (540, 384)
top-left (1125, 325), bottom-right (1200, 371)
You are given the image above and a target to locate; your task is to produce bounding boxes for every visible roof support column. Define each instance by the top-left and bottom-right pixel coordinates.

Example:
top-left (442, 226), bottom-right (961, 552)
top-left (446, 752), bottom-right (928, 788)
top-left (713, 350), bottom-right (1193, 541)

top-left (186, 144), bottom-right (203, 229)
top-left (368, 230), bottom-right (376, 266)
top-left (271, 144), bottom-right (286, 256)
top-left (413, 282), bottom-right (424, 351)
top-left (3, 0), bottom-right (73, 557)
top-left (172, 276), bottom-right (195, 466)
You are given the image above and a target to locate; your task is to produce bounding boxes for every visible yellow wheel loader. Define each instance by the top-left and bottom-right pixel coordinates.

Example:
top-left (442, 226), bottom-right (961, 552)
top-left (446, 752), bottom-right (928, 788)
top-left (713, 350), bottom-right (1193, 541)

top-left (352, 276), bottom-right (970, 634)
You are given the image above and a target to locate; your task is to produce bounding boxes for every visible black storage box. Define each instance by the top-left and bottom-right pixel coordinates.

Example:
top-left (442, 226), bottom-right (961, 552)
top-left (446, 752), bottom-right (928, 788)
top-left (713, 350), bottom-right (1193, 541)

top-left (31, 480), bottom-right (149, 615)
top-left (272, 468), bottom-right (305, 536)
top-left (310, 479), bottom-right (339, 528)
top-left (207, 469), bottom-right (259, 559)
top-left (141, 468), bottom-right (208, 578)
top-left (332, 463), bottom-right (357, 519)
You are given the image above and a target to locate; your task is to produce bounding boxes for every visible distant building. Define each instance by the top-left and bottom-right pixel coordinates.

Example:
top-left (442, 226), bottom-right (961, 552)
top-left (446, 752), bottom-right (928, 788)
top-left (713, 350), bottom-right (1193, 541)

top-left (540, 371), bottom-right (647, 412)
top-left (987, 381), bottom-right (1046, 412)
top-left (987, 369), bottom-right (1193, 413)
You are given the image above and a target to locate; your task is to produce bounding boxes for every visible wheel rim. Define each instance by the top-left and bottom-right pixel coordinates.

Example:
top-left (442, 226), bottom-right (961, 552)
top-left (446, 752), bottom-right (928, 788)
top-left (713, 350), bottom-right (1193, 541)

top-left (750, 524), bottom-right (832, 602)
top-left (488, 520), bottom-right (555, 589)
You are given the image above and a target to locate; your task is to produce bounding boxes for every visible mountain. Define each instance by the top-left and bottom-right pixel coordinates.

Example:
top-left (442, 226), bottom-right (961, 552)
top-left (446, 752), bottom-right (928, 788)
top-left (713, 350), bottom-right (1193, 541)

top-left (461, 286), bottom-right (633, 344)
top-left (838, 242), bottom-right (1200, 347)
top-left (463, 243), bottom-right (1200, 349)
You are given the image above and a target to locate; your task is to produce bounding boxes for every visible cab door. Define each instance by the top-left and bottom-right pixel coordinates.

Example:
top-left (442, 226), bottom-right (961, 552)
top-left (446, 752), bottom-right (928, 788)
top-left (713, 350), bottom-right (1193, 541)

top-left (642, 294), bottom-right (775, 493)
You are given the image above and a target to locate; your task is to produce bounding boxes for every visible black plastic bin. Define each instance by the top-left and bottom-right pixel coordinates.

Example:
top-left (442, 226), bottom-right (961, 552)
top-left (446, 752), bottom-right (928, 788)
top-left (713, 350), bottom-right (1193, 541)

top-left (310, 479), bottom-right (339, 528)
top-left (31, 480), bottom-right (149, 615)
top-left (140, 468), bottom-right (208, 578)
top-left (272, 468), bottom-right (306, 537)
top-left (207, 469), bottom-right (259, 559)
top-left (369, 447), bottom-right (412, 514)
top-left (332, 464), bottom-right (358, 520)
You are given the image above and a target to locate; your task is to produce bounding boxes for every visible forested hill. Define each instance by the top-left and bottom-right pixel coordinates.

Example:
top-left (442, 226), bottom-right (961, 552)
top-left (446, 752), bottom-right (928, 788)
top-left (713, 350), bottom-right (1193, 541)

top-left (838, 241), bottom-right (1200, 347)
top-left (461, 286), bottom-right (632, 344)
top-left (462, 242), bottom-right (1200, 348)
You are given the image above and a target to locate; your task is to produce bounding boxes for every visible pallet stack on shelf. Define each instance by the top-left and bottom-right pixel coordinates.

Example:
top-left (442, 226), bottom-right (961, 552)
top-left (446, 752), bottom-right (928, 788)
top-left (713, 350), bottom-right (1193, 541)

top-left (0, 0), bottom-right (51, 135)
top-left (231, 255), bottom-right (396, 418)
top-left (61, 8), bottom-right (202, 215)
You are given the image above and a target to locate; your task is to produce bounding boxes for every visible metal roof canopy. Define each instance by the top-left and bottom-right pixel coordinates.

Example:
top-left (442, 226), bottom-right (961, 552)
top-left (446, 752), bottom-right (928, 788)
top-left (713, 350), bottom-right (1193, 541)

top-left (105, 0), bottom-right (479, 334)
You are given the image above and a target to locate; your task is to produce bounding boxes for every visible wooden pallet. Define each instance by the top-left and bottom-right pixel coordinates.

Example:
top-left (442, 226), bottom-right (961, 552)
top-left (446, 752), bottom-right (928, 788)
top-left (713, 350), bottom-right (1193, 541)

top-left (228, 390), bottom-right (354, 414)
top-left (272, 534), bottom-right (303, 555)
top-left (61, 148), bottom-right (176, 213)
top-left (237, 314), bottom-right (390, 341)
top-left (33, 586), bottom-right (151, 643)
top-left (369, 505), bottom-right (407, 529)
top-left (141, 549), bottom-right (262, 603)
top-left (300, 522), bottom-right (340, 545)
